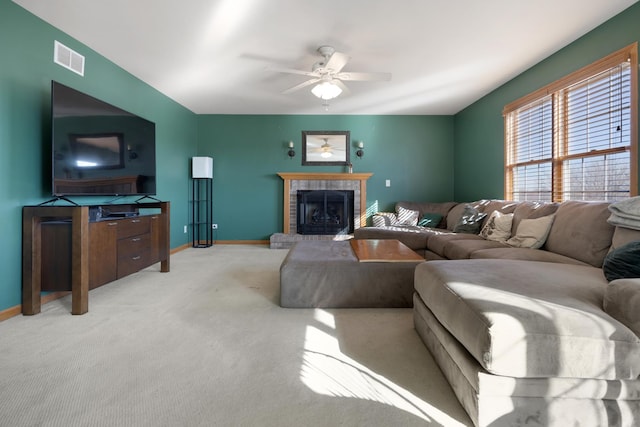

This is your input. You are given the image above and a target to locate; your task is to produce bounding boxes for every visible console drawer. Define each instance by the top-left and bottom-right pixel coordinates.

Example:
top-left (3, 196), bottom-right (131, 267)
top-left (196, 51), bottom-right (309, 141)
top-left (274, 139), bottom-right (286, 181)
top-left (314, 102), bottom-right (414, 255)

top-left (117, 233), bottom-right (151, 259)
top-left (117, 217), bottom-right (150, 239)
top-left (117, 250), bottom-right (151, 278)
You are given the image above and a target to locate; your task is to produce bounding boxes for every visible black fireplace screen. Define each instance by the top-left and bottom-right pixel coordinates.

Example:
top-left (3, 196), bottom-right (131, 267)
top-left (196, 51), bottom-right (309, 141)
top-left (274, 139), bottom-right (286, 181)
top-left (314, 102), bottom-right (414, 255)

top-left (296, 190), bottom-right (354, 235)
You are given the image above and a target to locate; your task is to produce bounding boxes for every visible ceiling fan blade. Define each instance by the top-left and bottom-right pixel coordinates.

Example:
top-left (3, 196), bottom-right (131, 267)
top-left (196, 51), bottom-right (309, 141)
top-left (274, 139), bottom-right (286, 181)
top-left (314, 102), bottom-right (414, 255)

top-left (325, 52), bottom-right (350, 73)
top-left (282, 78), bottom-right (321, 94)
top-left (333, 79), bottom-right (350, 95)
top-left (336, 72), bottom-right (392, 81)
top-left (267, 66), bottom-right (320, 78)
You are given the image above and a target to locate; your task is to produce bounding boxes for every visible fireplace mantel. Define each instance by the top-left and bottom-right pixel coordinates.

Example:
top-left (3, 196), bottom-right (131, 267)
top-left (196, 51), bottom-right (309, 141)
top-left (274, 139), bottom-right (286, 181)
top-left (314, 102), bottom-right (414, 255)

top-left (277, 172), bottom-right (373, 181)
top-left (278, 172), bottom-right (373, 233)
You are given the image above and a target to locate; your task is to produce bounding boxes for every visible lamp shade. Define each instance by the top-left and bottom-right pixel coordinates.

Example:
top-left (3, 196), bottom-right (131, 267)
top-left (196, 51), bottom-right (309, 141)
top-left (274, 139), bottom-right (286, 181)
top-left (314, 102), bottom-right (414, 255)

top-left (311, 81), bottom-right (342, 100)
top-left (192, 156), bottom-right (213, 178)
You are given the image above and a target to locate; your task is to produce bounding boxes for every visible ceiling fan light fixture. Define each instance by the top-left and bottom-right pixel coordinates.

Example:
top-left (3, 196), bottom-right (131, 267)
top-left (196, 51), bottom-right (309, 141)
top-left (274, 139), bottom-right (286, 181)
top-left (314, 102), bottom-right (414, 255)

top-left (311, 81), bottom-right (342, 100)
top-left (320, 151), bottom-right (333, 158)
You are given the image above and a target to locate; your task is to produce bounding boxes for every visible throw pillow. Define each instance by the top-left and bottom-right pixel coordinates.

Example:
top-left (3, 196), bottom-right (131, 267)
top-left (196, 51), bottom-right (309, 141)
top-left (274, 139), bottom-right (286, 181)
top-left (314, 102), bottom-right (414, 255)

top-left (506, 214), bottom-right (555, 249)
top-left (453, 204), bottom-right (487, 234)
top-left (479, 211), bottom-right (514, 242)
top-left (603, 241), bottom-right (640, 282)
top-left (417, 212), bottom-right (443, 228)
top-left (372, 212), bottom-right (398, 227)
top-left (396, 206), bottom-right (419, 226)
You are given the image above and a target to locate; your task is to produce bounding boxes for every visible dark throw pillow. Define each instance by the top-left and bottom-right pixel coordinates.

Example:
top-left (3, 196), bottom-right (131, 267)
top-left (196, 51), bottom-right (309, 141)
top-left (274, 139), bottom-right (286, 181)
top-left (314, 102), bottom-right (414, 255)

top-left (418, 213), bottom-right (443, 228)
top-left (453, 204), bottom-right (487, 234)
top-left (603, 241), bottom-right (640, 282)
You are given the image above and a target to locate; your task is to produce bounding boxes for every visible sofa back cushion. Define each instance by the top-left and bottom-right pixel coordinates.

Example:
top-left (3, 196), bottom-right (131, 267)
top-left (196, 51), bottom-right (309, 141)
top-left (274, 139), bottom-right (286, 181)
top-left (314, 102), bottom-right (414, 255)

top-left (475, 199), bottom-right (518, 228)
top-left (510, 201), bottom-right (559, 233)
top-left (604, 278), bottom-right (640, 338)
top-left (396, 201), bottom-right (458, 228)
top-left (452, 204), bottom-right (487, 234)
top-left (446, 202), bottom-right (471, 230)
top-left (610, 226), bottom-right (640, 252)
top-left (545, 201), bottom-right (614, 267)
top-left (446, 200), bottom-right (519, 231)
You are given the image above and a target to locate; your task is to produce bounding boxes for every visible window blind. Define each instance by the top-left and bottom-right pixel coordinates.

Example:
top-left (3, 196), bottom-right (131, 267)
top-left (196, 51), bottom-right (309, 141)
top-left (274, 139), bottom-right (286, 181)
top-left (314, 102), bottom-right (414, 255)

top-left (504, 43), bottom-right (637, 202)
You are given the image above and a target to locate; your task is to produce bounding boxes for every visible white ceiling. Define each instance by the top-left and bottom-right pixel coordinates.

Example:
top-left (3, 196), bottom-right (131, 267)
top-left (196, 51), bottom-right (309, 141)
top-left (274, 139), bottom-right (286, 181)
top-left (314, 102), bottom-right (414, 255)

top-left (13, 0), bottom-right (638, 115)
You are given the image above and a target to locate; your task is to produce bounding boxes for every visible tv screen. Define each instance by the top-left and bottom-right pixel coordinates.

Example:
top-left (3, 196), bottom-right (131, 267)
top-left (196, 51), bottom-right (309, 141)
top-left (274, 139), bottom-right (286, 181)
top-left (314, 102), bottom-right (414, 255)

top-left (51, 81), bottom-right (156, 196)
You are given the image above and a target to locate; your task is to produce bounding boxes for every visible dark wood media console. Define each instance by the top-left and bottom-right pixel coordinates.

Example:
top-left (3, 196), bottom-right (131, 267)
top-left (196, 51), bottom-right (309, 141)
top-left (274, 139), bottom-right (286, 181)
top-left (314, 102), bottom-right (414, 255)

top-left (23, 201), bottom-right (170, 315)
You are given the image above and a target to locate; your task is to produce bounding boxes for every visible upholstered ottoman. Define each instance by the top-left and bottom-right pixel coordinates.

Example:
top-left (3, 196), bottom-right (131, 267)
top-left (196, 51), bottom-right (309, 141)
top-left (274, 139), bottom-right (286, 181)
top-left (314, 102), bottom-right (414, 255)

top-left (279, 240), bottom-right (422, 308)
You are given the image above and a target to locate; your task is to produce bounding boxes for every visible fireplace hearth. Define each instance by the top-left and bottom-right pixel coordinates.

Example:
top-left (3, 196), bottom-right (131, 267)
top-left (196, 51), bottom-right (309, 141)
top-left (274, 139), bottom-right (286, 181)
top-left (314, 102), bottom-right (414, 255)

top-left (297, 190), bottom-right (354, 235)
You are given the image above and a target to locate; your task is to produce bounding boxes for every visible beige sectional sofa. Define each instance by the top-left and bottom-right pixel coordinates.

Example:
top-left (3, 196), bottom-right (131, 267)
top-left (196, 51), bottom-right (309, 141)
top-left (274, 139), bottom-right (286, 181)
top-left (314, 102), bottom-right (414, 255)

top-left (355, 199), bottom-right (640, 426)
top-left (355, 199), bottom-right (614, 265)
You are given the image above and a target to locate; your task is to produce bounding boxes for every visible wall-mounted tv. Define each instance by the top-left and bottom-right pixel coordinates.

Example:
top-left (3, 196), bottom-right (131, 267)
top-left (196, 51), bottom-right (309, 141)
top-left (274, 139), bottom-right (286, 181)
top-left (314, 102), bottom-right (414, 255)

top-left (51, 81), bottom-right (156, 196)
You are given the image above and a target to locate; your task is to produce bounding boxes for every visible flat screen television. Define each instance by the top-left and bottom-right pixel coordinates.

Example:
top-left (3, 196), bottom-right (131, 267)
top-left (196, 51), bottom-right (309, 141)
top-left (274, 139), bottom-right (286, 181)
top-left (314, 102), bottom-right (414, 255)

top-left (51, 81), bottom-right (156, 196)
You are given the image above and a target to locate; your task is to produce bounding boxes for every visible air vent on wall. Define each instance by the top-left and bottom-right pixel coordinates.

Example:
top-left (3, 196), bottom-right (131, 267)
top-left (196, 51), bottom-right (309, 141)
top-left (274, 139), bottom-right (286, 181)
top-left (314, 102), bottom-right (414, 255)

top-left (54, 41), bottom-right (85, 76)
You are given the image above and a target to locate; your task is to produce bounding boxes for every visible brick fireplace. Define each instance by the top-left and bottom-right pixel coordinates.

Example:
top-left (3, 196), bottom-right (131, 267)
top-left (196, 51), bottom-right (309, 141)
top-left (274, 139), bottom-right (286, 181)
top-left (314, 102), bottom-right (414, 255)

top-left (270, 172), bottom-right (372, 248)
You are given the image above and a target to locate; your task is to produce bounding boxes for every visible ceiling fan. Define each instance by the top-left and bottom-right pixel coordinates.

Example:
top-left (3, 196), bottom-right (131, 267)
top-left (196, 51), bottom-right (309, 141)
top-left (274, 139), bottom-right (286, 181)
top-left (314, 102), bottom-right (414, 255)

top-left (271, 46), bottom-right (391, 100)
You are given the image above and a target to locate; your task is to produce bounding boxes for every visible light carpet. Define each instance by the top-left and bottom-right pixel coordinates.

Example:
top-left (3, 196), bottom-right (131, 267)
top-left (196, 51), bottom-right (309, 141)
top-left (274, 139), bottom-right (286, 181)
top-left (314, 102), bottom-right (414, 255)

top-left (0, 245), bottom-right (472, 426)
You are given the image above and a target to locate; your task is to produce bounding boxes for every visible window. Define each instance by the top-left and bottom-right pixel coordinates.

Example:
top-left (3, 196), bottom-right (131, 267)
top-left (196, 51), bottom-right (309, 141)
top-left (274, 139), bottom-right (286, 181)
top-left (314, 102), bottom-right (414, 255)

top-left (504, 43), bottom-right (638, 202)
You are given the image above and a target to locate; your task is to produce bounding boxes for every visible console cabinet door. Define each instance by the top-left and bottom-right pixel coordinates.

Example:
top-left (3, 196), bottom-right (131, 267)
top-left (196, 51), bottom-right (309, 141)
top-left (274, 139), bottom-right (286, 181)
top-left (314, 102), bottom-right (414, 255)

top-left (40, 222), bottom-right (72, 291)
top-left (89, 221), bottom-right (118, 289)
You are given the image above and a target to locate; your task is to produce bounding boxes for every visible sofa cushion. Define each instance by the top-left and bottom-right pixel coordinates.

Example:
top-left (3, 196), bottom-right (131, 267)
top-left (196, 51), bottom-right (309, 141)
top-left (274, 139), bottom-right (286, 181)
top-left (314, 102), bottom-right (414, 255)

top-left (353, 225), bottom-right (431, 251)
top-left (427, 232), bottom-right (484, 258)
top-left (470, 247), bottom-right (589, 265)
top-left (510, 201), bottom-right (559, 234)
top-left (479, 211), bottom-right (513, 242)
top-left (544, 201), bottom-right (614, 267)
top-left (475, 199), bottom-right (519, 228)
top-left (476, 199), bottom-right (519, 214)
top-left (396, 201), bottom-right (458, 228)
top-left (414, 259), bottom-right (640, 379)
top-left (396, 206), bottom-right (419, 225)
top-left (610, 226), bottom-right (640, 252)
top-left (604, 278), bottom-right (640, 338)
top-left (446, 203), bottom-right (472, 231)
top-left (506, 214), bottom-right (555, 249)
top-left (442, 239), bottom-right (509, 259)
top-left (371, 212), bottom-right (398, 227)
top-left (453, 204), bottom-right (487, 234)
top-left (602, 241), bottom-right (640, 282)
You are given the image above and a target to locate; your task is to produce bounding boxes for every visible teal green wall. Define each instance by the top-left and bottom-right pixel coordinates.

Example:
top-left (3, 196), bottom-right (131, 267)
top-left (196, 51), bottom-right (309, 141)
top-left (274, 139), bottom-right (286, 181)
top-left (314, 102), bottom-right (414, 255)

top-left (454, 2), bottom-right (640, 201)
top-left (3, 0), bottom-right (639, 314)
top-left (197, 115), bottom-right (455, 240)
top-left (0, 0), bottom-right (197, 312)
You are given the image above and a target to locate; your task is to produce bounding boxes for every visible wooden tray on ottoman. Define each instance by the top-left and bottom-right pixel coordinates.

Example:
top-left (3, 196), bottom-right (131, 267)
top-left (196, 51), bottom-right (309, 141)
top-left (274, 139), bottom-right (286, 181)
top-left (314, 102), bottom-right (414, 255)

top-left (350, 239), bottom-right (424, 262)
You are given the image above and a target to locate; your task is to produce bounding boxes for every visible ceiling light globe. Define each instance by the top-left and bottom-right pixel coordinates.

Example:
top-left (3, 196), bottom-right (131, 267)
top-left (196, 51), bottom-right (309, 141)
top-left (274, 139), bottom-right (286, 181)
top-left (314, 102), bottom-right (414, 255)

top-left (312, 82), bottom-right (342, 100)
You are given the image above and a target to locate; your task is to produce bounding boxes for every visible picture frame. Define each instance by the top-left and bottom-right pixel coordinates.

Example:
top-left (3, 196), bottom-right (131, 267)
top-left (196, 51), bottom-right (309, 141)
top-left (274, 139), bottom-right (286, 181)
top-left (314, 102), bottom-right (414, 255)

top-left (302, 130), bottom-right (350, 166)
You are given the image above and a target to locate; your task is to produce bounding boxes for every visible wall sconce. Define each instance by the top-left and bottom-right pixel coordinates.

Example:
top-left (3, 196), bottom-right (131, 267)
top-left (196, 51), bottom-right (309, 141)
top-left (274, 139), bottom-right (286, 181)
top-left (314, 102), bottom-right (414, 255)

top-left (356, 141), bottom-right (364, 158)
top-left (287, 141), bottom-right (295, 158)
top-left (128, 144), bottom-right (138, 160)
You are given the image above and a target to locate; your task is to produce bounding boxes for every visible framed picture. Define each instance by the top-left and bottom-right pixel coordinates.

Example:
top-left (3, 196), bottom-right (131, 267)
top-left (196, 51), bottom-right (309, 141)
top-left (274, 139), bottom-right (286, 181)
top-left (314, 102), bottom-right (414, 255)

top-left (302, 131), bottom-right (350, 166)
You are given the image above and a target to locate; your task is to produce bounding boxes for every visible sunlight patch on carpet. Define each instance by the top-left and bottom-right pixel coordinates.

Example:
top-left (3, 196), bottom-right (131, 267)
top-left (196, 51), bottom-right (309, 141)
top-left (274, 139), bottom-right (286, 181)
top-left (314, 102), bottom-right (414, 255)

top-left (301, 316), bottom-right (465, 426)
